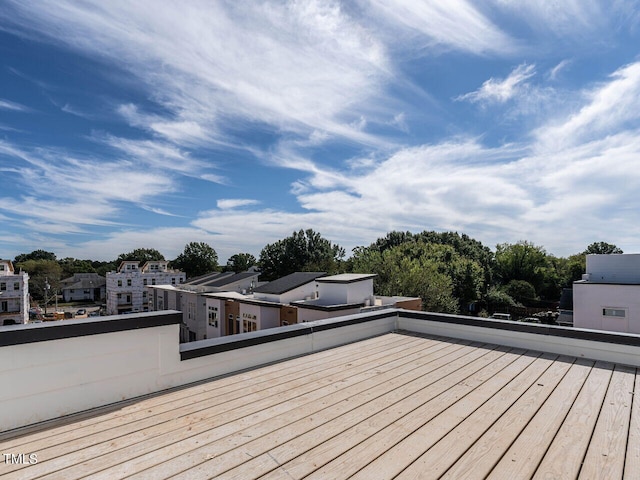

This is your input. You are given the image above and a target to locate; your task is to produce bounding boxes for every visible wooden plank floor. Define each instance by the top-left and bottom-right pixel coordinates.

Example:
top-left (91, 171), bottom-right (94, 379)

top-left (0, 331), bottom-right (637, 480)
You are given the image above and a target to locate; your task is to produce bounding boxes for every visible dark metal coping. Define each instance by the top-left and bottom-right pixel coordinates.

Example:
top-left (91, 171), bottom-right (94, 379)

top-left (290, 301), bottom-right (364, 312)
top-left (180, 310), bottom-right (393, 360)
top-left (315, 274), bottom-right (377, 284)
top-left (0, 311), bottom-right (182, 347)
top-left (399, 310), bottom-right (640, 347)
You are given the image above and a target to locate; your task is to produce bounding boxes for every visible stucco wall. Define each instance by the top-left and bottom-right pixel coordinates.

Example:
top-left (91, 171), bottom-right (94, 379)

top-left (574, 283), bottom-right (640, 333)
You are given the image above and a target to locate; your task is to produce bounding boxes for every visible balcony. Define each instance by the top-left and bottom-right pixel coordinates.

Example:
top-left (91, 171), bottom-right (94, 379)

top-left (1, 310), bottom-right (639, 478)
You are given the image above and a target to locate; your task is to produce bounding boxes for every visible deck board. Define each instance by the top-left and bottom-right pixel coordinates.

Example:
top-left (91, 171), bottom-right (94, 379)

top-left (486, 359), bottom-right (594, 479)
top-left (532, 362), bottom-right (614, 479)
top-left (578, 365), bottom-right (635, 479)
top-left (438, 356), bottom-right (575, 480)
top-left (624, 368), bottom-right (640, 478)
top-left (169, 341), bottom-right (492, 480)
top-left (0, 332), bottom-right (637, 480)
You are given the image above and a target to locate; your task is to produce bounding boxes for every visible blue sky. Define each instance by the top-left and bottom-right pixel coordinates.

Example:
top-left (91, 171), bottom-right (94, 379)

top-left (1, 1), bottom-right (640, 262)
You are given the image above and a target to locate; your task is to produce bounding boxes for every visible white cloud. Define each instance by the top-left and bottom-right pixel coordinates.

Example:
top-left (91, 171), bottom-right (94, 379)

top-left (548, 60), bottom-right (571, 81)
top-left (0, 98), bottom-right (30, 111)
top-left (217, 199), bottom-right (260, 210)
top-left (537, 62), bottom-right (640, 150)
top-left (456, 64), bottom-right (536, 105)
top-left (4, 1), bottom-right (391, 149)
top-left (367, 0), bottom-right (516, 55)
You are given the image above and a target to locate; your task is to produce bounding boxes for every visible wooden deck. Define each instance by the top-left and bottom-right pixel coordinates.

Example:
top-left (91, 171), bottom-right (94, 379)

top-left (0, 331), bottom-right (637, 479)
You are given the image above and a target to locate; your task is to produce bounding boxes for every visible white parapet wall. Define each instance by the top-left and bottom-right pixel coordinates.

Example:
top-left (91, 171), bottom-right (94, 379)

top-left (3, 309), bottom-right (640, 433)
top-left (0, 310), bottom-right (396, 432)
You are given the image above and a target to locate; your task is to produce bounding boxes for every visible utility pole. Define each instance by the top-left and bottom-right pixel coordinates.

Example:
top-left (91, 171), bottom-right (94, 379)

top-left (44, 278), bottom-right (50, 315)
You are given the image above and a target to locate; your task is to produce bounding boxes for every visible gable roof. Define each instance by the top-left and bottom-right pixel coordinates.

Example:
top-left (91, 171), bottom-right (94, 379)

top-left (253, 272), bottom-right (326, 295)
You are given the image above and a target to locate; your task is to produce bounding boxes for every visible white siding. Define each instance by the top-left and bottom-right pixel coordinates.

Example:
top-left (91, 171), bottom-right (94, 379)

top-left (574, 283), bottom-right (640, 333)
top-left (586, 254), bottom-right (640, 283)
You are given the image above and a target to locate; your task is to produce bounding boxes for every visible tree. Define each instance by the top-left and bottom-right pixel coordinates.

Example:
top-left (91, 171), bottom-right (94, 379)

top-left (584, 242), bottom-right (623, 255)
top-left (351, 241), bottom-right (465, 313)
top-left (225, 253), bottom-right (257, 273)
top-left (258, 229), bottom-right (345, 281)
top-left (58, 258), bottom-right (96, 279)
top-left (503, 280), bottom-right (537, 304)
top-left (172, 242), bottom-right (219, 278)
top-left (15, 259), bottom-right (62, 302)
top-left (14, 250), bottom-right (57, 263)
top-left (494, 241), bottom-right (548, 294)
top-left (116, 248), bottom-right (165, 266)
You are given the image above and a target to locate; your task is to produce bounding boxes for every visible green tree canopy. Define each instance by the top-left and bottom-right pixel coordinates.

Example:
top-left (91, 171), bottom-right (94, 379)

top-left (15, 259), bottom-right (63, 301)
top-left (583, 242), bottom-right (623, 255)
top-left (495, 241), bottom-right (548, 293)
top-left (171, 242), bottom-right (219, 278)
top-left (116, 248), bottom-right (165, 266)
top-left (14, 250), bottom-right (57, 263)
top-left (258, 229), bottom-right (345, 281)
top-left (351, 241), bottom-right (481, 313)
top-left (58, 258), bottom-right (96, 278)
top-left (225, 253), bottom-right (257, 273)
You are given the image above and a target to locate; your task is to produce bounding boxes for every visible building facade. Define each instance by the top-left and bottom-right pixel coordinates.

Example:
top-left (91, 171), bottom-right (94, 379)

top-left (0, 259), bottom-right (29, 325)
top-left (60, 273), bottom-right (106, 302)
top-left (574, 254), bottom-right (640, 333)
top-left (106, 261), bottom-right (185, 315)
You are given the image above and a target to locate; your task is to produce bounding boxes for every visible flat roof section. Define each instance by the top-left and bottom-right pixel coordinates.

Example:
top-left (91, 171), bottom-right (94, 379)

top-left (316, 273), bottom-right (377, 284)
top-left (0, 332), bottom-right (636, 479)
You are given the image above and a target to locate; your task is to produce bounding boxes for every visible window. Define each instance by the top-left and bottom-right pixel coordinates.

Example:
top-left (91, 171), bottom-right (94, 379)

top-left (117, 293), bottom-right (122, 299)
top-left (13, 282), bottom-right (19, 290)
top-left (0, 283), bottom-right (5, 291)
top-left (208, 306), bottom-right (218, 327)
top-left (117, 280), bottom-right (122, 287)
top-left (171, 278), bottom-right (176, 285)
top-left (152, 279), bottom-right (156, 285)
top-left (143, 279), bottom-right (148, 286)
top-left (0, 301), bottom-right (6, 312)
top-left (126, 295), bottom-right (131, 303)
top-left (127, 279), bottom-right (132, 286)
top-left (603, 308), bottom-right (626, 317)
top-left (0, 264), bottom-right (4, 271)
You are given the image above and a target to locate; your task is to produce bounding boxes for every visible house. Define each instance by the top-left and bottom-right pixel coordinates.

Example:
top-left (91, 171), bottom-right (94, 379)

top-left (147, 270), bottom-right (261, 341)
top-left (105, 260), bottom-right (185, 315)
top-left (0, 259), bottom-right (29, 325)
top-left (2, 308), bottom-right (639, 478)
top-left (59, 273), bottom-right (106, 302)
top-left (292, 273), bottom-right (422, 324)
top-left (574, 254), bottom-right (640, 333)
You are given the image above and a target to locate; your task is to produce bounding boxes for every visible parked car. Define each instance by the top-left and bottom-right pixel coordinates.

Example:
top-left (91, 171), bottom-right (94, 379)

top-left (76, 309), bottom-right (87, 316)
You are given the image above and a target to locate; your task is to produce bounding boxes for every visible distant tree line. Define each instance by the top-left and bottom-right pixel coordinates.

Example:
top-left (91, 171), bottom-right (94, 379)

top-left (9, 233), bottom-right (622, 313)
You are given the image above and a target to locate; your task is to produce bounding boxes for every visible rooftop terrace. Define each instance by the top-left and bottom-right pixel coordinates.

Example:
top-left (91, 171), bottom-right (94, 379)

top-left (1, 310), bottom-right (640, 478)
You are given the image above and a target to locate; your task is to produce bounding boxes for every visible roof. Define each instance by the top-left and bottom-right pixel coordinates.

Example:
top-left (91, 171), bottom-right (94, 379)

top-left (316, 273), bottom-right (377, 284)
top-left (60, 273), bottom-right (105, 290)
top-left (1, 331), bottom-right (636, 478)
top-left (204, 271), bottom-right (257, 288)
top-left (182, 271), bottom-right (232, 285)
top-left (253, 271), bottom-right (326, 295)
top-left (292, 298), bottom-right (364, 311)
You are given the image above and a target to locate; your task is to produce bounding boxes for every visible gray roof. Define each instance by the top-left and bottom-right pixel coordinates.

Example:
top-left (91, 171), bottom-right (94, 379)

top-left (182, 271), bottom-right (233, 286)
top-left (204, 271), bottom-right (258, 288)
top-left (253, 272), bottom-right (326, 295)
top-left (60, 273), bottom-right (105, 290)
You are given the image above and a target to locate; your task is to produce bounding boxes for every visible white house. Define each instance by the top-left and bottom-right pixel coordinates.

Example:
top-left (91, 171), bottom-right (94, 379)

top-left (574, 254), bottom-right (640, 333)
top-left (0, 259), bottom-right (29, 325)
top-left (106, 260), bottom-right (185, 315)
